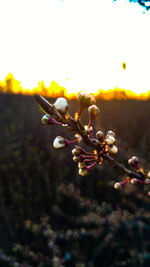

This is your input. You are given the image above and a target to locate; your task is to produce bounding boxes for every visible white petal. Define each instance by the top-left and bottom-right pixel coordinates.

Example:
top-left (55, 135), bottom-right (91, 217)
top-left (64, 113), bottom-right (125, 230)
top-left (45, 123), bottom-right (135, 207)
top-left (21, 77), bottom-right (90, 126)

top-left (53, 137), bottom-right (65, 149)
top-left (54, 98), bottom-right (68, 114)
top-left (105, 136), bottom-right (116, 145)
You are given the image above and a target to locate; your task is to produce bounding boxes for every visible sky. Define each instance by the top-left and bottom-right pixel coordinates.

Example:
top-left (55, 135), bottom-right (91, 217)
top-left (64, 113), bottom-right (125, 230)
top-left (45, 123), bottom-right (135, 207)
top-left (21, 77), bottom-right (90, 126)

top-left (0, 0), bottom-right (150, 94)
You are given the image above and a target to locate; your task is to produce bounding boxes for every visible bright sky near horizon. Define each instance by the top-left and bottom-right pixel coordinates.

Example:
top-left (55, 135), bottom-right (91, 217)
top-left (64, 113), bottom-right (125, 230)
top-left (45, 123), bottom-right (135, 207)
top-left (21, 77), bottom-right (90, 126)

top-left (0, 0), bottom-right (150, 94)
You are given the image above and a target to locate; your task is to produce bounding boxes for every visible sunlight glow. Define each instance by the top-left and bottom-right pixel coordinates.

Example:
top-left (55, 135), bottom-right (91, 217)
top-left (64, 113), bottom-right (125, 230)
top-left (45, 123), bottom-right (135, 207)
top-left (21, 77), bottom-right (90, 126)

top-left (0, 0), bottom-right (150, 96)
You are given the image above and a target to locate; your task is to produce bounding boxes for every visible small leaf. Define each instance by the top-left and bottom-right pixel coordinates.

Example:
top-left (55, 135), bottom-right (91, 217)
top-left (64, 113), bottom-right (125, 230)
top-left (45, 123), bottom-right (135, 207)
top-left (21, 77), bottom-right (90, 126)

top-left (35, 94), bottom-right (54, 115)
top-left (39, 105), bottom-right (47, 113)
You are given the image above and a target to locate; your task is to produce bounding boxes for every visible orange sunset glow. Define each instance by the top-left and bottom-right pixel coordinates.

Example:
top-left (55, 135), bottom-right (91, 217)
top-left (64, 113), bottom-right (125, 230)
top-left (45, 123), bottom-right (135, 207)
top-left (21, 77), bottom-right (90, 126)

top-left (1, 73), bottom-right (150, 100)
top-left (0, 0), bottom-right (150, 99)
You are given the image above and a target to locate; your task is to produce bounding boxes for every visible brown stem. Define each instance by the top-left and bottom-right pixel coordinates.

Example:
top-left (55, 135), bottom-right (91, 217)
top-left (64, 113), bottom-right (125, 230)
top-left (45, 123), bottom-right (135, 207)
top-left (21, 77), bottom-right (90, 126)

top-left (67, 116), bottom-right (144, 180)
top-left (78, 106), bottom-right (83, 118)
top-left (35, 94), bottom-right (145, 181)
top-left (105, 155), bottom-right (143, 179)
top-left (34, 94), bottom-right (62, 121)
top-left (67, 118), bottom-right (98, 148)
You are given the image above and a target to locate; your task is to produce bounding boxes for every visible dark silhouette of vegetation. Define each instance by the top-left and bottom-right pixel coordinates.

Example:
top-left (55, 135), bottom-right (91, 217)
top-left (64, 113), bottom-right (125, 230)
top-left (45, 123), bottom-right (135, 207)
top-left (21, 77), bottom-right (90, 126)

top-left (1, 94), bottom-right (150, 266)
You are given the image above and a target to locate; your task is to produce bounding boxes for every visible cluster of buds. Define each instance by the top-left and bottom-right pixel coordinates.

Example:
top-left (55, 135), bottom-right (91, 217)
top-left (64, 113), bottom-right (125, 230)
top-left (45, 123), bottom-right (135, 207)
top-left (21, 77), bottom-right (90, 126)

top-left (96, 130), bottom-right (118, 155)
top-left (114, 156), bottom-right (150, 193)
top-left (72, 146), bottom-right (97, 176)
top-left (35, 92), bottom-right (150, 194)
top-left (71, 128), bottom-right (118, 177)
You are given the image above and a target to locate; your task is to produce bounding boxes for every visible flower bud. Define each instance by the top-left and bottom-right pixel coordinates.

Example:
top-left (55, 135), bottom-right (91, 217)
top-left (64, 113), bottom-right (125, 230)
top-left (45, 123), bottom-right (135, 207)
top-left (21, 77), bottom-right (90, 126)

top-left (73, 156), bottom-right (80, 162)
top-left (107, 130), bottom-right (115, 137)
top-left (131, 178), bottom-right (138, 185)
top-left (96, 131), bottom-right (104, 141)
top-left (72, 148), bottom-right (80, 156)
top-left (86, 94), bottom-right (96, 107)
top-left (78, 92), bottom-right (95, 108)
top-left (109, 145), bottom-right (118, 154)
top-left (53, 136), bottom-right (66, 149)
top-left (41, 114), bottom-right (55, 125)
top-left (78, 92), bottom-right (87, 106)
top-left (114, 182), bottom-right (122, 190)
top-left (79, 168), bottom-right (89, 176)
top-left (145, 179), bottom-right (150, 184)
top-left (84, 125), bottom-right (93, 132)
top-left (131, 178), bottom-right (144, 185)
top-left (128, 156), bottom-right (139, 166)
top-left (54, 97), bottom-right (68, 114)
top-left (147, 171), bottom-right (150, 178)
top-left (91, 138), bottom-right (99, 145)
top-left (75, 134), bottom-right (83, 143)
top-left (88, 105), bottom-right (100, 120)
top-left (105, 136), bottom-right (116, 145)
top-left (78, 162), bottom-right (86, 169)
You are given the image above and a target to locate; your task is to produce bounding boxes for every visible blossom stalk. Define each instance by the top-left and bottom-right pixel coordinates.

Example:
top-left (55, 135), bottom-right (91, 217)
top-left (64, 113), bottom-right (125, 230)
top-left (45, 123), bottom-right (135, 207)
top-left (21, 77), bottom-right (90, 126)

top-left (35, 93), bottom-right (149, 192)
top-left (83, 159), bottom-right (95, 164)
top-left (86, 161), bottom-right (97, 172)
top-left (80, 155), bottom-right (95, 160)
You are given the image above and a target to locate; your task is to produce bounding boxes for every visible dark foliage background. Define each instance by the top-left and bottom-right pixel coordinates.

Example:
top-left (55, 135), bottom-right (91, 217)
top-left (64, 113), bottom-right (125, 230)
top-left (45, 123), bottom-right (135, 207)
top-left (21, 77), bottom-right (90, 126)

top-left (1, 93), bottom-right (150, 266)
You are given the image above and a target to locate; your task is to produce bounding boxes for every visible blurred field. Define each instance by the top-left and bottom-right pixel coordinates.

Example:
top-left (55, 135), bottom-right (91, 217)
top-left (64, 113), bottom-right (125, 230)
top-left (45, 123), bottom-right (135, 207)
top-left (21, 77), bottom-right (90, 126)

top-left (1, 93), bottom-right (150, 266)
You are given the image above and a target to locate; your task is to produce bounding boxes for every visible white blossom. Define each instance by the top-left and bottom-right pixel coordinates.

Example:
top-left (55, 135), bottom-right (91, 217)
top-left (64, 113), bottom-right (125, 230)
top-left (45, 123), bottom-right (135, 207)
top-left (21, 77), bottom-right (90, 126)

top-left (73, 156), bottom-right (80, 162)
top-left (53, 136), bottom-right (65, 149)
top-left (54, 97), bottom-right (68, 114)
top-left (88, 105), bottom-right (100, 119)
top-left (107, 130), bottom-right (115, 137)
top-left (84, 125), bottom-right (93, 132)
top-left (147, 171), bottom-right (150, 178)
top-left (145, 178), bottom-right (150, 184)
top-left (79, 168), bottom-right (89, 176)
top-left (72, 148), bottom-right (80, 156)
top-left (131, 178), bottom-right (138, 185)
top-left (105, 135), bottom-right (116, 145)
top-left (78, 162), bottom-right (86, 169)
top-left (114, 182), bottom-right (122, 190)
top-left (128, 156), bottom-right (139, 166)
top-left (96, 131), bottom-right (104, 141)
top-left (75, 134), bottom-right (83, 143)
top-left (109, 145), bottom-right (118, 154)
top-left (41, 114), bottom-right (51, 124)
